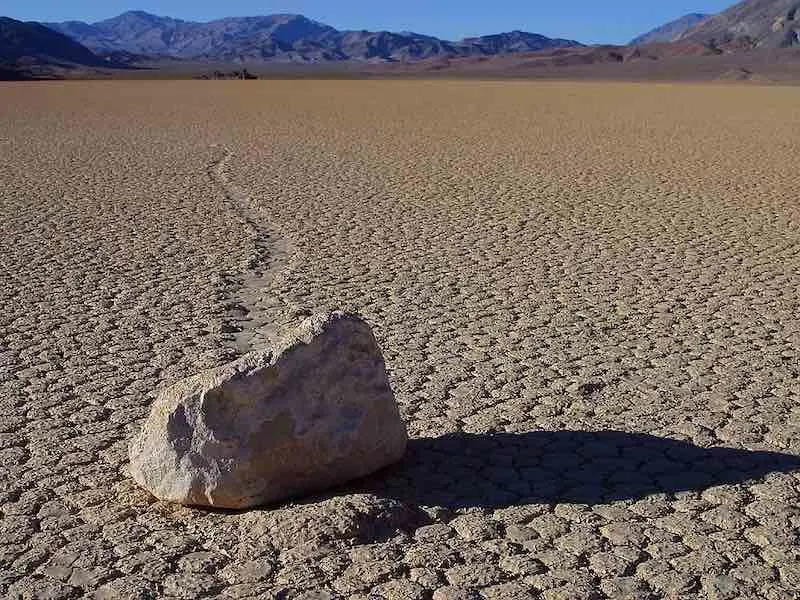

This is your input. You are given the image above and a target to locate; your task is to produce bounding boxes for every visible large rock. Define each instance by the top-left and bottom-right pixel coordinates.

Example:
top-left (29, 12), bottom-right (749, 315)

top-left (129, 311), bottom-right (407, 509)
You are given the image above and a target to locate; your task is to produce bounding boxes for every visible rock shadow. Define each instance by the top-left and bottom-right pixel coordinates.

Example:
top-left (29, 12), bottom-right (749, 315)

top-left (355, 430), bottom-right (800, 508)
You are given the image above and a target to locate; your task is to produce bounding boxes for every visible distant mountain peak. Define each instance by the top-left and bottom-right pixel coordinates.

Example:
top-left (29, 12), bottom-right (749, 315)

top-left (121, 10), bottom-right (158, 17)
top-left (110, 10), bottom-right (177, 22)
top-left (462, 30), bottom-right (582, 53)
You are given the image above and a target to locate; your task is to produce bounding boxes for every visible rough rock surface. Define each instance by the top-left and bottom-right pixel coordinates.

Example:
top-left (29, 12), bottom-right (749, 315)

top-left (129, 311), bottom-right (407, 508)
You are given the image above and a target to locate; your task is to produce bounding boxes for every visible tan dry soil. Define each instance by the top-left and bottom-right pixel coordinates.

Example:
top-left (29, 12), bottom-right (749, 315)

top-left (1, 80), bottom-right (800, 599)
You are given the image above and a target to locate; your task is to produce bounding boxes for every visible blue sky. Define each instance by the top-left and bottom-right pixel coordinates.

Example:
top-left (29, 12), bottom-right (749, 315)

top-left (6, 1), bottom-right (735, 44)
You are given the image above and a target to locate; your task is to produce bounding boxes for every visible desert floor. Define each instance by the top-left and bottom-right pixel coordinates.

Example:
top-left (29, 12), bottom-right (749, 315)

top-left (1, 80), bottom-right (800, 600)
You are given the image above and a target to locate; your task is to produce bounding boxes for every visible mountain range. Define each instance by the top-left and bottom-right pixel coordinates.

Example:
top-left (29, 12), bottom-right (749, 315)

top-left (2, 0), bottom-right (800, 80)
top-left (44, 11), bottom-right (583, 63)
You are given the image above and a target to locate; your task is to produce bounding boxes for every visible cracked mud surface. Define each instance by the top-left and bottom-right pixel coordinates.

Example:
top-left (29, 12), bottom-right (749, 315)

top-left (2, 80), bottom-right (800, 599)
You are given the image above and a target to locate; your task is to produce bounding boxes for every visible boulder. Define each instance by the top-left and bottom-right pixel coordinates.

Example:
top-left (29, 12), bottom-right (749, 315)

top-left (129, 311), bottom-right (407, 509)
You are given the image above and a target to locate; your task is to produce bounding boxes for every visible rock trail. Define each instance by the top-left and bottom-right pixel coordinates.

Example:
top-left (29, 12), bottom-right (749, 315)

top-left (207, 145), bottom-right (302, 355)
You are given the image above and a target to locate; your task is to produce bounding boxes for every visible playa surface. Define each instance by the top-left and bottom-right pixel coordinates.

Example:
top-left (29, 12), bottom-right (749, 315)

top-left (1, 80), bottom-right (800, 599)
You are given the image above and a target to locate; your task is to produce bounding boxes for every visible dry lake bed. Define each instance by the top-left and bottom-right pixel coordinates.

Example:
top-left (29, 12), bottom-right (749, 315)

top-left (2, 80), bottom-right (800, 599)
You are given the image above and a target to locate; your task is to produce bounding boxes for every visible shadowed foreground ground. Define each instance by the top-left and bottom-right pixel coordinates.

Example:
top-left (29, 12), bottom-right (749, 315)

top-left (1, 80), bottom-right (800, 599)
top-left (361, 431), bottom-right (800, 508)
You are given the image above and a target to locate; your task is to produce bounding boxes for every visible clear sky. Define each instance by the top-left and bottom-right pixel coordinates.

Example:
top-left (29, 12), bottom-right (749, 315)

top-left (5, 1), bottom-right (736, 45)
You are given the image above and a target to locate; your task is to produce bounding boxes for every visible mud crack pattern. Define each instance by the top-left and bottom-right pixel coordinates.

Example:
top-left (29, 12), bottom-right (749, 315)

top-left (1, 81), bottom-right (800, 599)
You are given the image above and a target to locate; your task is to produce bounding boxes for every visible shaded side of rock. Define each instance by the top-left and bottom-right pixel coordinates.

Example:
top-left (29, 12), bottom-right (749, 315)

top-left (128, 311), bottom-right (407, 509)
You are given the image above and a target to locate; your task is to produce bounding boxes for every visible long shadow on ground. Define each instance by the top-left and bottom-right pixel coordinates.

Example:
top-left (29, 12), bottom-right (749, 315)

top-left (354, 430), bottom-right (800, 508)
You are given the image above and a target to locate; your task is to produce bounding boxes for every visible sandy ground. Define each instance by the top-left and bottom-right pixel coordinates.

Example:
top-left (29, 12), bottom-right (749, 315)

top-left (1, 80), bottom-right (800, 600)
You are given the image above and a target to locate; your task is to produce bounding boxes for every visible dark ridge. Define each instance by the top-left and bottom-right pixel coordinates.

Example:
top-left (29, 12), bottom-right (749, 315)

top-left (0, 16), bottom-right (102, 66)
